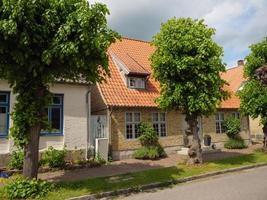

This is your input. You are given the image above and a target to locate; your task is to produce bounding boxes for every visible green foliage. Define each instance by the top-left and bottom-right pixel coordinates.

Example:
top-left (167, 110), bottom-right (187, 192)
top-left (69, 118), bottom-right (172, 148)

top-left (224, 117), bottom-right (241, 139)
top-left (134, 122), bottom-right (166, 160)
top-left (4, 177), bottom-right (53, 199)
top-left (224, 138), bottom-right (247, 149)
top-left (138, 122), bottom-right (159, 146)
top-left (0, 0), bottom-right (119, 148)
top-left (94, 153), bottom-right (106, 165)
top-left (239, 37), bottom-right (267, 125)
top-left (134, 146), bottom-right (166, 160)
top-left (8, 150), bottom-right (24, 170)
top-left (151, 18), bottom-right (228, 116)
top-left (41, 146), bottom-right (66, 168)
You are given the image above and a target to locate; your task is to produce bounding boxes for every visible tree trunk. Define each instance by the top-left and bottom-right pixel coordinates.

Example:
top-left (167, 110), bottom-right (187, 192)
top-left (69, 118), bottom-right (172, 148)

top-left (262, 124), bottom-right (267, 151)
top-left (23, 124), bottom-right (41, 179)
top-left (22, 86), bottom-right (46, 179)
top-left (186, 115), bottom-right (202, 165)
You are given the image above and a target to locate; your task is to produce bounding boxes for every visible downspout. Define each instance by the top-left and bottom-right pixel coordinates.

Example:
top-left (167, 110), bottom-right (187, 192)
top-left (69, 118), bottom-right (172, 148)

top-left (85, 86), bottom-right (91, 160)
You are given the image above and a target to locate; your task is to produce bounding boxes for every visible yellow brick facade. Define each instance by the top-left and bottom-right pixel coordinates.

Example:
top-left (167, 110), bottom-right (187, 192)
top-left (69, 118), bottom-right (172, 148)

top-left (109, 107), bottom-right (250, 157)
top-left (110, 107), bottom-right (186, 152)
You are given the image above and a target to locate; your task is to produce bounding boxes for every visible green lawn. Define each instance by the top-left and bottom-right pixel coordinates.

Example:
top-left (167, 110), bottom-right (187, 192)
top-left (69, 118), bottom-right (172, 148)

top-left (1, 150), bottom-right (267, 200)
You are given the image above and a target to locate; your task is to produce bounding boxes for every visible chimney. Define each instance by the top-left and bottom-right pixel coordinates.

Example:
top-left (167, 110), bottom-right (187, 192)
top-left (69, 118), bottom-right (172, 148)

top-left (237, 60), bottom-right (244, 66)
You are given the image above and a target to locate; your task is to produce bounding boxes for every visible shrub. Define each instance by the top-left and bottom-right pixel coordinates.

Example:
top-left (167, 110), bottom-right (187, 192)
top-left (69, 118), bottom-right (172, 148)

top-left (138, 123), bottom-right (159, 146)
top-left (8, 150), bottom-right (24, 170)
top-left (94, 153), bottom-right (106, 165)
top-left (4, 177), bottom-right (53, 199)
top-left (224, 117), bottom-right (241, 139)
top-left (134, 122), bottom-right (166, 160)
top-left (134, 146), bottom-right (166, 160)
top-left (41, 146), bottom-right (66, 168)
top-left (224, 138), bottom-right (247, 149)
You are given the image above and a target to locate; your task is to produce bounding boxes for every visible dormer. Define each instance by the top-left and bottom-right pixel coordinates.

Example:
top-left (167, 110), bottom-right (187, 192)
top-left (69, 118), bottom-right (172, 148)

top-left (110, 52), bottom-right (150, 89)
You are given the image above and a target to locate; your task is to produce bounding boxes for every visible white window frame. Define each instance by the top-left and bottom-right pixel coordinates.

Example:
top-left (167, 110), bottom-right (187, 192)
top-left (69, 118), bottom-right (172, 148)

top-left (232, 112), bottom-right (240, 119)
top-left (152, 112), bottom-right (167, 137)
top-left (128, 77), bottom-right (145, 89)
top-left (216, 112), bottom-right (225, 134)
top-left (125, 112), bottom-right (141, 139)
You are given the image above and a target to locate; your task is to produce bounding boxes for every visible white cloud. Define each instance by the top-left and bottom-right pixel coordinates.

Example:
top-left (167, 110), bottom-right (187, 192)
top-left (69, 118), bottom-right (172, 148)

top-left (89, 0), bottom-right (267, 66)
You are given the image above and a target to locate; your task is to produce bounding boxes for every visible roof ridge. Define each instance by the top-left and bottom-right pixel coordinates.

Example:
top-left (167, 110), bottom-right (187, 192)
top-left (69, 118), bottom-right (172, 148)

top-left (227, 65), bottom-right (244, 71)
top-left (122, 36), bottom-right (151, 44)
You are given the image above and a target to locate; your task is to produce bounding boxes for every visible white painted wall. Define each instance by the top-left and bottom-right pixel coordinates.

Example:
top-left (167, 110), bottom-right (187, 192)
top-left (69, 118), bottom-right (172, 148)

top-left (0, 80), bottom-right (89, 154)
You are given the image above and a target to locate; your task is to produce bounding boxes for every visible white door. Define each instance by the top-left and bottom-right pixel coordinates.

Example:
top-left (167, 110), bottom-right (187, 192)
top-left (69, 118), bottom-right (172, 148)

top-left (90, 115), bottom-right (107, 147)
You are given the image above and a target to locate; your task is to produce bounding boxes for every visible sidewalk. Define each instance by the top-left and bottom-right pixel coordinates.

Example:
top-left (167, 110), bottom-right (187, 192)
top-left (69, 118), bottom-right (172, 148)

top-left (38, 144), bottom-right (262, 182)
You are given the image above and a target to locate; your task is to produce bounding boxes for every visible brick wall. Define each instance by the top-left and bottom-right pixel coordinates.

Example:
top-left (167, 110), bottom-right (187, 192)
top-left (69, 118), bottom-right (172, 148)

top-left (110, 107), bottom-right (251, 159)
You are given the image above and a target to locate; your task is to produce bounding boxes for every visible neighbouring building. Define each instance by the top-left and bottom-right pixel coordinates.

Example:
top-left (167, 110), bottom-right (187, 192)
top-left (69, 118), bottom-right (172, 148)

top-left (0, 80), bottom-right (91, 166)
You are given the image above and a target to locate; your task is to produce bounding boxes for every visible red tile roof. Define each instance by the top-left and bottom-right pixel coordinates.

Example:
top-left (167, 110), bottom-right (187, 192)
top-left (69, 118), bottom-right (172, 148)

top-left (220, 65), bottom-right (245, 109)
top-left (98, 37), bottom-right (245, 109)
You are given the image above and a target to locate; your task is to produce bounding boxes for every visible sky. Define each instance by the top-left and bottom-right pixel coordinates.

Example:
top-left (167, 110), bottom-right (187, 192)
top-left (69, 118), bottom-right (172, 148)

top-left (90, 0), bottom-right (267, 67)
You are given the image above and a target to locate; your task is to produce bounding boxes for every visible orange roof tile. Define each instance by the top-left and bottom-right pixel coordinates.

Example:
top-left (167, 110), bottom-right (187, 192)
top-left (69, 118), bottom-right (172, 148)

top-left (98, 37), bottom-right (245, 109)
top-left (220, 65), bottom-right (245, 109)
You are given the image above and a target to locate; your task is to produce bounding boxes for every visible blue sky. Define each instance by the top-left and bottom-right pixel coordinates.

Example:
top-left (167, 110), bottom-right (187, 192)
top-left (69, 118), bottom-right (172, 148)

top-left (91, 0), bottom-right (267, 67)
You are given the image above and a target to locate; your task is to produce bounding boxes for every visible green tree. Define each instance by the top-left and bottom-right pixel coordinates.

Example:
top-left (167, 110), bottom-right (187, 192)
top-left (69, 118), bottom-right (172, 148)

top-left (0, 0), bottom-right (118, 178)
top-left (238, 37), bottom-right (267, 150)
top-left (151, 18), bottom-right (228, 164)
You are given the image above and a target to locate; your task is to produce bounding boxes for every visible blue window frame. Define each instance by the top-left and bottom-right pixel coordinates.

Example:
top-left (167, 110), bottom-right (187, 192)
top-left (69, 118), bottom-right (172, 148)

top-left (0, 92), bottom-right (10, 137)
top-left (41, 94), bottom-right (64, 136)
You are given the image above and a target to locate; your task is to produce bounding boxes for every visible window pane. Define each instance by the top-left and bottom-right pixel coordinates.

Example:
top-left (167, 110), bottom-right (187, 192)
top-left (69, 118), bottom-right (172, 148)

top-left (160, 123), bottom-right (166, 137)
top-left (152, 113), bottom-right (158, 122)
top-left (129, 79), bottom-right (135, 87)
top-left (153, 123), bottom-right (159, 135)
top-left (216, 113), bottom-right (220, 120)
top-left (160, 113), bottom-right (166, 122)
top-left (52, 96), bottom-right (61, 105)
top-left (134, 113), bottom-right (140, 122)
top-left (126, 113), bottom-right (132, 122)
top-left (51, 107), bottom-right (61, 132)
top-left (134, 124), bottom-right (140, 138)
top-left (0, 94), bottom-right (7, 103)
top-left (0, 106), bottom-right (7, 134)
top-left (126, 124), bottom-right (133, 139)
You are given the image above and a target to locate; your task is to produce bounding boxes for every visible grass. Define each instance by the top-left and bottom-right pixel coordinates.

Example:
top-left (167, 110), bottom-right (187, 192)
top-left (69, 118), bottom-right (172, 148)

top-left (0, 150), bottom-right (267, 200)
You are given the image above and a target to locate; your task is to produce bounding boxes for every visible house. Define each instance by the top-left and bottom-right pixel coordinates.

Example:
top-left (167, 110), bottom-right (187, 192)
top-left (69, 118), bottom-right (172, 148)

top-left (91, 38), bottom-right (251, 160)
top-left (0, 80), bottom-right (91, 165)
top-left (0, 37), bottom-right (260, 164)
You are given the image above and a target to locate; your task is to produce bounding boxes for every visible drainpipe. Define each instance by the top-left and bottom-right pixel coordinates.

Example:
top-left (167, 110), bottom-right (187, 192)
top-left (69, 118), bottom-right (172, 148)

top-left (85, 86), bottom-right (91, 160)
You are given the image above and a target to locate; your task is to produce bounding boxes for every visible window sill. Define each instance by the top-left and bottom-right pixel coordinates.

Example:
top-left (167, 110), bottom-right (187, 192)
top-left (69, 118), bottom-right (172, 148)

top-left (40, 133), bottom-right (63, 137)
top-left (0, 135), bottom-right (8, 139)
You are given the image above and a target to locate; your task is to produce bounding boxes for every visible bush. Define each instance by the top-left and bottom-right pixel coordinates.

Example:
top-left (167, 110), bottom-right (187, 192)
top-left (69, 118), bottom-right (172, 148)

top-left (4, 177), bottom-right (53, 199)
top-left (41, 146), bottom-right (66, 168)
top-left (224, 138), bottom-right (247, 149)
top-left (138, 123), bottom-right (159, 146)
top-left (134, 122), bottom-right (166, 160)
top-left (8, 150), bottom-right (24, 170)
top-left (134, 146), bottom-right (166, 160)
top-left (224, 117), bottom-right (241, 139)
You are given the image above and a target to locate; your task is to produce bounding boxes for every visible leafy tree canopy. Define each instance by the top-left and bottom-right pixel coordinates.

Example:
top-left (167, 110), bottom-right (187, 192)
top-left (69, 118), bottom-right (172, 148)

top-left (151, 18), bottom-right (228, 116)
top-left (239, 37), bottom-right (267, 125)
top-left (0, 0), bottom-right (119, 147)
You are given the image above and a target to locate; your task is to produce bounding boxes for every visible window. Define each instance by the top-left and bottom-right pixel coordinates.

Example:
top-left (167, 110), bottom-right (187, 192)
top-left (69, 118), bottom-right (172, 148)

top-left (232, 112), bottom-right (240, 119)
top-left (152, 112), bottom-right (167, 137)
top-left (41, 94), bottom-right (63, 135)
top-left (216, 113), bottom-right (225, 134)
top-left (125, 112), bottom-right (141, 139)
top-left (128, 77), bottom-right (145, 89)
top-left (0, 92), bottom-right (9, 137)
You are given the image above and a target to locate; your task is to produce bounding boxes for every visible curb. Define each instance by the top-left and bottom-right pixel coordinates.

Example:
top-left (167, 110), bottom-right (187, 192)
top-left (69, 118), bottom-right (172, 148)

top-left (67, 163), bottom-right (267, 200)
